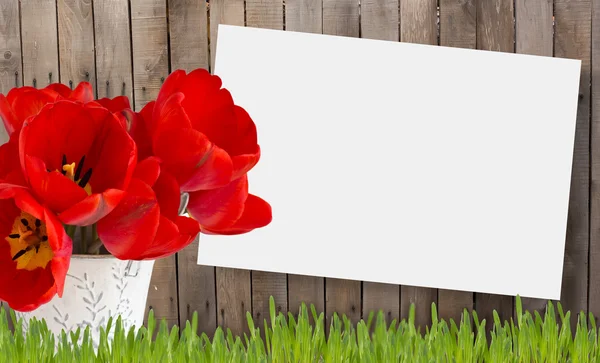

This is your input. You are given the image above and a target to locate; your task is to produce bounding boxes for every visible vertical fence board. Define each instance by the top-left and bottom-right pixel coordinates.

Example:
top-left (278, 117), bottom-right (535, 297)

top-left (399, 0), bottom-right (438, 329)
top-left (246, 0), bottom-right (283, 29)
top-left (168, 0), bottom-right (209, 71)
top-left (209, 0), bottom-right (244, 71)
top-left (0, 0), bottom-right (21, 144)
top-left (252, 271), bottom-right (287, 326)
top-left (474, 0), bottom-right (515, 327)
top-left (515, 0), bottom-right (554, 316)
top-left (436, 0), bottom-right (476, 324)
top-left (361, 0), bottom-right (399, 41)
top-left (168, 0), bottom-right (213, 332)
top-left (57, 0), bottom-right (96, 90)
top-left (591, 0), bottom-right (600, 321)
top-left (244, 0), bottom-right (288, 322)
top-left (322, 0), bottom-right (361, 328)
top-left (21, 0), bottom-right (59, 88)
top-left (93, 0), bottom-right (133, 100)
top-left (360, 0), bottom-right (400, 322)
top-left (555, 0), bottom-right (591, 326)
top-left (130, 0), bottom-right (175, 327)
top-left (285, 0), bottom-right (325, 317)
top-left (288, 274), bottom-right (325, 318)
top-left (322, 0), bottom-right (359, 37)
top-left (285, 0), bottom-right (322, 33)
top-left (217, 267), bottom-right (251, 336)
top-left (130, 0), bottom-right (168, 109)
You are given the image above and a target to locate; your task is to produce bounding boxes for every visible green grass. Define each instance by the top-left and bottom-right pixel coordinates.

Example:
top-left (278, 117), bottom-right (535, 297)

top-left (0, 296), bottom-right (598, 362)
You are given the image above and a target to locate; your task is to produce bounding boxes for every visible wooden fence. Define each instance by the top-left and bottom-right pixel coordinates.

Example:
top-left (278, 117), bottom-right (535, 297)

top-left (0, 0), bottom-right (598, 336)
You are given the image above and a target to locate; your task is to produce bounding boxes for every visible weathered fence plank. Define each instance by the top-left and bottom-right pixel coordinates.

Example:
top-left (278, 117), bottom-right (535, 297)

top-left (0, 0), bottom-right (21, 144)
top-left (130, 0), bottom-right (176, 327)
top-left (515, 0), bottom-right (554, 316)
top-left (555, 0), bottom-right (591, 328)
top-left (167, 0), bottom-right (214, 332)
top-left (130, 0), bottom-right (169, 109)
top-left (209, 0), bottom-right (244, 71)
top-left (246, 0), bottom-right (283, 29)
top-left (591, 0), bottom-right (600, 321)
top-left (285, 0), bottom-right (322, 33)
top-left (322, 0), bottom-right (361, 328)
top-left (216, 267), bottom-right (252, 336)
top-left (474, 0), bottom-right (515, 327)
top-left (360, 0), bottom-right (400, 324)
top-left (93, 0), bottom-right (133, 100)
top-left (285, 0), bottom-right (325, 318)
top-left (437, 0), bottom-right (476, 325)
top-left (399, 0), bottom-right (438, 330)
top-left (21, 0), bottom-right (59, 88)
top-left (57, 0), bottom-right (96, 91)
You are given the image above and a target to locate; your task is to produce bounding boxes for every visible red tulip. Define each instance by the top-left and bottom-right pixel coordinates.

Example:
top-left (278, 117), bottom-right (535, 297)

top-left (0, 82), bottom-right (94, 136)
top-left (0, 185), bottom-right (71, 312)
top-left (0, 132), bottom-right (25, 186)
top-left (187, 174), bottom-right (272, 235)
top-left (143, 69), bottom-right (261, 192)
top-left (19, 100), bottom-right (137, 226)
top-left (97, 158), bottom-right (200, 260)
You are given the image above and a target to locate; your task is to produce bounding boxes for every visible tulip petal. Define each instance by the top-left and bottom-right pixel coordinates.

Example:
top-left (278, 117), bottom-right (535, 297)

top-left (133, 157), bottom-right (161, 187)
top-left (44, 83), bottom-right (72, 98)
top-left (153, 170), bottom-right (180, 220)
top-left (142, 215), bottom-right (199, 259)
top-left (69, 82), bottom-right (94, 103)
top-left (149, 93), bottom-right (193, 138)
top-left (130, 102), bottom-right (154, 160)
top-left (154, 70), bottom-right (187, 113)
top-left (153, 127), bottom-right (233, 191)
top-left (0, 94), bottom-right (18, 135)
top-left (97, 179), bottom-right (160, 259)
top-left (24, 155), bottom-right (88, 214)
top-left (204, 194), bottom-right (273, 235)
top-left (96, 95), bottom-right (132, 113)
top-left (187, 175), bottom-right (248, 230)
top-left (58, 188), bottom-right (125, 226)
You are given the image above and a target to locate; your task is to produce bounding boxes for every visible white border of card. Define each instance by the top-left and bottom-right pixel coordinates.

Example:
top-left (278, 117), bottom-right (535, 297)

top-left (198, 24), bottom-right (581, 300)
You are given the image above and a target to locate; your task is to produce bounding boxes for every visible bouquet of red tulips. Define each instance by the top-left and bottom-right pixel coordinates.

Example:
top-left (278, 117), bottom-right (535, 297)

top-left (0, 69), bottom-right (271, 312)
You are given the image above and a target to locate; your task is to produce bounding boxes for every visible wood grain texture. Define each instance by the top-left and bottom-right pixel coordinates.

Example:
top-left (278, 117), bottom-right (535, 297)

top-left (438, 289), bottom-right (473, 324)
top-left (555, 0), bottom-right (591, 327)
top-left (476, 0), bottom-right (514, 52)
top-left (288, 274), bottom-right (325, 318)
top-left (474, 0), bottom-right (514, 327)
top-left (130, 0), bottom-right (175, 327)
top-left (439, 0), bottom-right (476, 49)
top-left (285, 0), bottom-right (322, 33)
top-left (93, 0), bottom-right (133, 99)
top-left (399, 0), bottom-right (437, 329)
top-left (322, 0), bottom-right (359, 37)
top-left (167, 0), bottom-right (213, 333)
top-left (325, 278), bottom-right (361, 330)
top-left (209, 0), bottom-right (244, 71)
top-left (284, 0), bottom-right (325, 320)
top-left (177, 239), bottom-right (217, 335)
top-left (361, 0), bottom-right (399, 41)
top-left (251, 271), bottom-right (287, 326)
top-left (216, 267), bottom-right (252, 336)
top-left (591, 0), bottom-right (600, 321)
top-left (130, 0), bottom-right (168, 110)
top-left (400, 286), bottom-right (436, 329)
top-left (168, 0), bottom-right (209, 71)
top-left (0, 0), bottom-right (21, 144)
top-left (437, 0), bottom-right (476, 323)
top-left (322, 0), bottom-right (360, 330)
top-left (400, 0), bottom-right (437, 44)
top-left (246, 0), bottom-right (283, 30)
top-left (363, 282), bottom-right (399, 323)
top-left (515, 0), bottom-right (553, 316)
top-left (57, 0), bottom-right (96, 90)
top-left (20, 0), bottom-right (59, 87)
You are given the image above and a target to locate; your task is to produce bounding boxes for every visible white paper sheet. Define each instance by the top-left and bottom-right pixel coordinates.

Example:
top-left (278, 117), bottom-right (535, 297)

top-left (198, 25), bottom-right (581, 300)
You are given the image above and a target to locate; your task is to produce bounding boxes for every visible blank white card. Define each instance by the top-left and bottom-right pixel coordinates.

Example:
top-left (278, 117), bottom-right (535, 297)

top-left (199, 25), bottom-right (581, 300)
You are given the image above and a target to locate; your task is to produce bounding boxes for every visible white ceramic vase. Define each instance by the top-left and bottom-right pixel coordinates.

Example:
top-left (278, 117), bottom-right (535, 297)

top-left (15, 255), bottom-right (155, 347)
